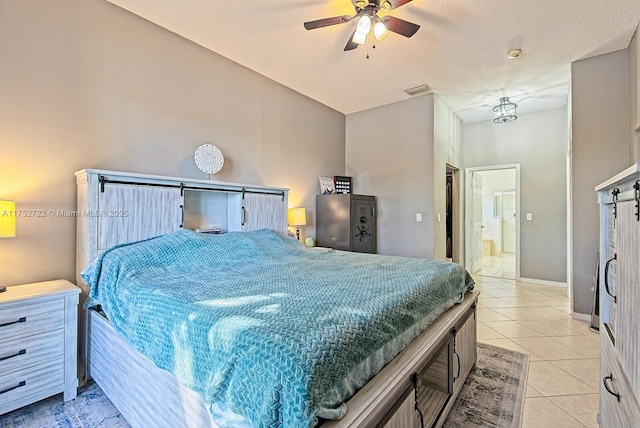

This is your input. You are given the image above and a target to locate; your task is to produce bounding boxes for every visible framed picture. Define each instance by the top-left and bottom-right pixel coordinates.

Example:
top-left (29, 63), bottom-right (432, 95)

top-left (319, 177), bottom-right (335, 194)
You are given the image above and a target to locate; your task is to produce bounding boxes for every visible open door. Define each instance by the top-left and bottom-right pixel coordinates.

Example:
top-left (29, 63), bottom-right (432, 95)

top-left (469, 171), bottom-right (483, 273)
top-left (465, 165), bottom-right (520, 280)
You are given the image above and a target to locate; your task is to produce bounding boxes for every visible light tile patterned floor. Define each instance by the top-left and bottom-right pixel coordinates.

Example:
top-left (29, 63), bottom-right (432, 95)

top-left (473, 275), bottom-right (600, 428)
top-left (477, 253), bottom-right (516, 279)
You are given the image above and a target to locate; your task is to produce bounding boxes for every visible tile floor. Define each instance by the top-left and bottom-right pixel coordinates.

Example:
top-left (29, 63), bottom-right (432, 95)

top-left (477, 253), bottom-right (516, 279)
top-left (473, 275), bottom-right (600, 428)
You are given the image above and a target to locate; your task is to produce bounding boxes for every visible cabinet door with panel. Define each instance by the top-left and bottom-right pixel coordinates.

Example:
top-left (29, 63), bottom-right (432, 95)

top-left (452, 308), bottom-right (477, 396)
top-left (597, 165), bottom-right (640, 428)
top-left (604, 204), bottom-right (618, 337)
top-left (241, 193), bottom-right (287, 235)
top-left (98, 184), bottom-right (182, 250)
top-left (616, 200), bottom-right (640, 397)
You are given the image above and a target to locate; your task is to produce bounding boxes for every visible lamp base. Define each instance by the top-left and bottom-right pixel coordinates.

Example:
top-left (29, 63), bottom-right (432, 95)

top-left (296, 227), bottom-right (300, 241)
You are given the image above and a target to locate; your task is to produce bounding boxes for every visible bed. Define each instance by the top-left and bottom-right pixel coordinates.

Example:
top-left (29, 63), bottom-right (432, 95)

top-left (75, 169), bottom-right (479, 428)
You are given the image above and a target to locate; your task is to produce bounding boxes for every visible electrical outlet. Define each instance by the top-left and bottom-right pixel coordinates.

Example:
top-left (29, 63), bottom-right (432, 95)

top-left (526, 213), bottom-right (533, 221)
top-left (416, 213), bottom-right (422, 222)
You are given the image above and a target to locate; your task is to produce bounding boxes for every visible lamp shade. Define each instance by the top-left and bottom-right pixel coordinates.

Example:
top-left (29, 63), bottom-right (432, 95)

top-left (288, 207), bottom-right (307, 226)
top-left (0, 200), bottom-right (16, 238)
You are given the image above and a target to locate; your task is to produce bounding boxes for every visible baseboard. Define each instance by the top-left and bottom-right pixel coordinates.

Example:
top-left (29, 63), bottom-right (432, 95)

top-left (572, 312), bottom-right (591, 322)
top-left (519, 277), bottom-right (567, 288)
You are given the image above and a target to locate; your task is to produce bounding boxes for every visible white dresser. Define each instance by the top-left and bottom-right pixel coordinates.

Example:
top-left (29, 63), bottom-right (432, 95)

top-left (0, 280), bottom-right (80, 415)
top-left (596, 165), bottom-right (640, 427)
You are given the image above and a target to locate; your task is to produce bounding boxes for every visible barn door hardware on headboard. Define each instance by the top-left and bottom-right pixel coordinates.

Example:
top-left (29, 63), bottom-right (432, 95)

top-left (611, 188), bottom-right (620, 222)
top-left (98, 175), bottom-right (285, 199)
top-left (634, 181), bottom-right (640, 221)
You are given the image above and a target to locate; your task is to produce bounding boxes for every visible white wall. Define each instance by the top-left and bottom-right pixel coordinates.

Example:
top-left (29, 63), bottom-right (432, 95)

top-left (464, 107), bottom-right (569, 283)
top-left (571, 49), bottom-right (630, 315)
top-left (0, 0), bottom-right (345, 286)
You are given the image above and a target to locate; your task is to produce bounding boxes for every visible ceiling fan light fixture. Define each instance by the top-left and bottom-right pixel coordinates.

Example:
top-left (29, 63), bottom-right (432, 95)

top-left (492, 97), bottom-right (518, 123)
top-left (352, 30), bottom-right (368, 45)
top-left (373, 21), bottom-right (389, 41)
top-left (356, 15), bottom-right (372, 34)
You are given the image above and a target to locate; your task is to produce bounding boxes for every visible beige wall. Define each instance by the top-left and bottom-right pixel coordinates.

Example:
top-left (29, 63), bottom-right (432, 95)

top-left (629, 25), bottom-right (640, 162)
top-left (0, 0), bottom-right (345, 286)
top-left (345, 95), bottom-right (464, 260)
top-left (571, 50), bottom-right (630, 315)
top-left (433, 96), bottom-right (465, 261)
top-left (346, 96), bottom-right (435, 258)
top-left (465, 108), bottom-right (569, 283)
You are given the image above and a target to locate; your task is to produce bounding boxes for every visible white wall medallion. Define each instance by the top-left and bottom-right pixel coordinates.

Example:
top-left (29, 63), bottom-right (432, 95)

top-left (194, 144), bottom-right (224, 175)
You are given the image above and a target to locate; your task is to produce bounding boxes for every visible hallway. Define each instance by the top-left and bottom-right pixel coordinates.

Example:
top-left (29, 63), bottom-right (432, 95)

top-left (476, 253), bottom-right (515, 279)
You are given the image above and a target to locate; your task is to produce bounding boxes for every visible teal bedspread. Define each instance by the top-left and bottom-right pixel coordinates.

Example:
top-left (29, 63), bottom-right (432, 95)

top-left (82, 229), bottom-right (474, 427)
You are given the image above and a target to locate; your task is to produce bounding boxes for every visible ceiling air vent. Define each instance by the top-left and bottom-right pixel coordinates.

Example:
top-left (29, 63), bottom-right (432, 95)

top-left (404, 85), bottom-right (431, 96)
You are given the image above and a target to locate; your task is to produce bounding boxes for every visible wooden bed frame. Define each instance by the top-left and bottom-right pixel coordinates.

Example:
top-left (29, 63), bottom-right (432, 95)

top-left (75, 169), bottom-right (478, 428)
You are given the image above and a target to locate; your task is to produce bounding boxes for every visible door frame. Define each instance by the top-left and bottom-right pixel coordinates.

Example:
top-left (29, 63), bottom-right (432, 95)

top-left (465, 164), bottom-right (521, 280)
top-left (446, 164), bottom-right (461, 264)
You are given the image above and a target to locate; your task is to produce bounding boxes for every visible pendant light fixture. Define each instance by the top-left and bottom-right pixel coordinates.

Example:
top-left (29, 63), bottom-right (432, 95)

top-left (493, 97), bottom-right (518, 123)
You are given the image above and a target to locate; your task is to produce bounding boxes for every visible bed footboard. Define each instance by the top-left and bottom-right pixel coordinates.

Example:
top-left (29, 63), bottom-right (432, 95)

top-left (88, 290), bottom-right (478, 428)
top-left (324, 289), bottom-right (479, 428)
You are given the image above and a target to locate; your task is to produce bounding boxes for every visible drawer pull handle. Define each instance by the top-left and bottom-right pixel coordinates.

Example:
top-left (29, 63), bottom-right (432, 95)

top-left (0, 317), bottom-right (26, 328)
top-left (604, 254), bottom-right (617, 303)
top-left (603, 373), bottom-right (621, 402)
top-left (0, 349), bottom-right (26, 362)
top-left (0, 381), bottom-right (26, 395)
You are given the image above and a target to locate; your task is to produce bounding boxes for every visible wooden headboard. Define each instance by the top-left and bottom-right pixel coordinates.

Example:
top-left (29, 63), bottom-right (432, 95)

top-left (75, 168), bottom-right (289, 379)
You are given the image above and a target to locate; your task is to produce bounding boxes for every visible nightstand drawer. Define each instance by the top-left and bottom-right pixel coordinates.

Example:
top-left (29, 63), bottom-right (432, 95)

top-left (0, 358), bottom-right (64, 408)
top-left (0, 328), bottom-right (65, 375)
top-left (0, 299), bottom-right (64, 339)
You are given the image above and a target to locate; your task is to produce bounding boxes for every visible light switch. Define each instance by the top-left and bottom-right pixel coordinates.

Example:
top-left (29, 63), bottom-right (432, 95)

top-left (526, 213), bottom-right (532, 221)
top-left (437, 213), bottom-right (441, 222)
top-left (416, 213), bottom-right (422, 222)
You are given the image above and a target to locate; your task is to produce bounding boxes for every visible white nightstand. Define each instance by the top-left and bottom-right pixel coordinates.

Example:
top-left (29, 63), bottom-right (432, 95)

top-left (0, 279), bottom-right (80, 415)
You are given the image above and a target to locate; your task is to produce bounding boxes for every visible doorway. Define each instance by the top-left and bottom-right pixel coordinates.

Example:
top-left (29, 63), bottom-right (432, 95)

top-left (465, 165), bottom-right (520, 280)
top-left (446, 165), bottom-right (460, 263)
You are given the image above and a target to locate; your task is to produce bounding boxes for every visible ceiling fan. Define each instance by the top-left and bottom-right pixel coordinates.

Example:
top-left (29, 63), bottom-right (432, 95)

top-left (304, 0), bottom-right (420, 51)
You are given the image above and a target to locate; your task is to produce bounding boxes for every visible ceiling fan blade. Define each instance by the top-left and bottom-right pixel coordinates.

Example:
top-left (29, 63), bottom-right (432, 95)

top-left (304, 15), bottom-right (352, 30)
top-left (344, 30), bottom-right (359, 51)
top-left (384, 0), bottom-right (413, 10)
top-left (382, 15), bottom-right (420, 37)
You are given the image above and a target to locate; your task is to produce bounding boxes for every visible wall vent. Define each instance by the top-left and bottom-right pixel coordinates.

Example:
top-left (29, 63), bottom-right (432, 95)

top-left (404, 85), bottom-right (432, 96)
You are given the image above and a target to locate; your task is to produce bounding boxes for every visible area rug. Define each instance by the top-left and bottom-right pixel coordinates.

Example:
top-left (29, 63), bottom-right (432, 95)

top-left (442, 343), bottom-right (529, 428)
top-left (0, 343), bottom-right (528, 428)
top-left (0, 383), bottom-right (129, 428)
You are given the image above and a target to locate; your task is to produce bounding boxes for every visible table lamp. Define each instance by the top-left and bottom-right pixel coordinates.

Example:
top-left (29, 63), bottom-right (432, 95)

top-left (0, 200), bottom-right (16, 293)
top-left (288, 207), bottom-right (306, 241)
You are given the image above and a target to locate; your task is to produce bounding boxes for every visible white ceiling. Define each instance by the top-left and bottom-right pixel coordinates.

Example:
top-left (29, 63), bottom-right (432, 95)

top-left (105, 0), bottom-right (640, 122)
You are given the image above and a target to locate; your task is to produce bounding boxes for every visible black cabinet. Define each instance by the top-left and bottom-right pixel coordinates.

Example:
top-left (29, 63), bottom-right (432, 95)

top-left (316, 194), bottom-right (376, 253)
